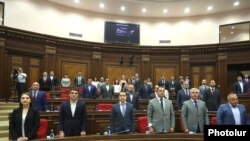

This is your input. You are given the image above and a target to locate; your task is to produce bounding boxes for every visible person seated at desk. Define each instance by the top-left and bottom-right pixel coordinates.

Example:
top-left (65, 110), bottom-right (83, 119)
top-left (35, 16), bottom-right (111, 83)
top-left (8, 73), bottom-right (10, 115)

top-left (59, 89), bottom-right (87, 137)
top-left (110, 91), bottom-right (135, 134)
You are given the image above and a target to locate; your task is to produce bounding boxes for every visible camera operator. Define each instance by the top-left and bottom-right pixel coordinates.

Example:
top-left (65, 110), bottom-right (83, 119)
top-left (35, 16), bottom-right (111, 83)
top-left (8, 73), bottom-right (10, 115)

top-left (11, 67), bottom-right (27, 101)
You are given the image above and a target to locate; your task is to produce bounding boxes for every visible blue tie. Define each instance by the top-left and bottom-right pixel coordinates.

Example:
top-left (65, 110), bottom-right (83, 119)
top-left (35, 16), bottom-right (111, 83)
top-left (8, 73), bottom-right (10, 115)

top-left (194, 100), bottom-right (198, 109)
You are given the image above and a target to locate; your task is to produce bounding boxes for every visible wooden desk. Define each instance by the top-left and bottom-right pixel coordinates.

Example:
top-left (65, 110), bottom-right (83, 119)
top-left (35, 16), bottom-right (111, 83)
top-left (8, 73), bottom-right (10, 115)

top-left (34, 133), bottom-right (204, 141)
top-left (37, 111), bottom-right (216, 135)
top-left (238, 94), bottom-right (250, 113)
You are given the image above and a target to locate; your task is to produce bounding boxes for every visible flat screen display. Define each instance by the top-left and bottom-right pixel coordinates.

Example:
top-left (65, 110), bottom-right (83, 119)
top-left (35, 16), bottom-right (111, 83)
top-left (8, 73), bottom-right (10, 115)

top-left (104, 21), bottom-right (140, 45)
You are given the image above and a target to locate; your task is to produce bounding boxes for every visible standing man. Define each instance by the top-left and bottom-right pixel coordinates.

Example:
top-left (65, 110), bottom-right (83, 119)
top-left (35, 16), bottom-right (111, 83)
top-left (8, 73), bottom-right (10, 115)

top-left (139, 79), bottom-right (152, 99)
top-left (126, 84), bottom-right (139, 110)
top-left (100, 78), bottom-right (114, 99)
top-left (198, 79), bottom-right (209, 100)
top-left (177, 81), bottom-right (190, 110)
top-left (38, 71), bottom-right (51, 91)
top-left (147, 86), bottom-right (175, 133)
top-left (110, 91), bottom-right (135, 134)
top-left (59, 89), bottom-right (87, 137)
top-left (82, 79), bottom-right (97, 99)
top-left (74, 71), bottom-right (85, 88)
top-left (15, 67), bottom-right (27, 100)
top-left (181, 88), bottom-right (209, 133)
top-left (233, 76), bottom-right (248, 94)
top-left (203, 80), bottom-right (221, 111)
top-left (49, 71), bottom-right (59, 88)
top-left (29, 82), bottom-right (48, 111)
top-left (216, 93), bottom-right (248, 125)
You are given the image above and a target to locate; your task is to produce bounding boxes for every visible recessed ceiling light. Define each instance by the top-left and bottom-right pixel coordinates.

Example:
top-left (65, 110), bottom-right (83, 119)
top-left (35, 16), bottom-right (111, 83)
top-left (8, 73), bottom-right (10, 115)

top-left (163, 9), bottom-right (168, 13)
top-left (232, 26), bottom-right (235, 29)
top-left (223, 37), bottom-right (226, 40)
top-left (120, 6), bottom-right (125, 11)
top-left (231, 31), bottom-right (234, 34)
top-left (142, 8), bottom-right (147, 13)
top-left (234, 1), bottom-right (239, 6)
top-left (74, 0), bottom-right (79, 4)
top-left (184, 8), bottom-right (190, 13)
top-left (99, 3), bottom-right (105, 8)
top-left (207, 6), bottom-right (213, 11)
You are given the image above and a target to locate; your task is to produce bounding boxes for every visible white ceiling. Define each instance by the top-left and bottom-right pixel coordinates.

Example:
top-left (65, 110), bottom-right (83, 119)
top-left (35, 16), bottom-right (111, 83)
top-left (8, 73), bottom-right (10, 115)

top-left (47, 0), bottom-right (250, 18)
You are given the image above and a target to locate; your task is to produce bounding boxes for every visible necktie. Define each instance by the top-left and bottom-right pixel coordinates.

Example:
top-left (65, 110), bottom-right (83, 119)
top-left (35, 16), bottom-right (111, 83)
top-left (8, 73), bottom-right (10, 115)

top-left (160, 98), bottom-right (164, 111)
top-left (185, 89), bottom-right (188, 96)
top-left (33, 91), bottom-right (37, 101)
top-left (194, 100), bottom-right (198, 109)
top-left (122, 104), bottom-right (126, 116)
top-left (211, 88), bottom-right (214, 95)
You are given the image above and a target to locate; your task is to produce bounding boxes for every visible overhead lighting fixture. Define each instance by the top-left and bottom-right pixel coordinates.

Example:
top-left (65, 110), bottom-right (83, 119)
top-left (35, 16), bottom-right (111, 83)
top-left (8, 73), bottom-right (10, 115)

top-left (234, 1), bottom-right (239, 6)
top-left (163, 9), bottom-right (168, 13)
top-left (74, 0), bottom-right (79, 4)
top-left (99, 3), bottom-right (105, 8)
top-left (207, 6), bottom-right (213, 11)
top-left (142, 8), bottom-right (147, 13)
top-left (184, 8), bottom-right (190, 13)
top-left (120, 6), bottom-right (126, 11)
top-left (232, 26), bottom-right (235, 29)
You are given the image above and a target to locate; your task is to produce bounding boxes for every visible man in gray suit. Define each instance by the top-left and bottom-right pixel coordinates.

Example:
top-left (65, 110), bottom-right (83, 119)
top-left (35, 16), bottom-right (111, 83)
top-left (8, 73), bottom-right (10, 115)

top-left (100, 78), bottom-right (114, 99)
top-left (198, 79), bottom-right (209, 100)
top-left (181, 88), bottom-right (209, 133)
top-left (147, 86), bottom-right (175, 133)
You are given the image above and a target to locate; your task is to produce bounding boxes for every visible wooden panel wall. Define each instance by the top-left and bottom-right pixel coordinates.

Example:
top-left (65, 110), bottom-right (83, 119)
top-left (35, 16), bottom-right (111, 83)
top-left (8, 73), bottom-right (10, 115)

top-left (61, 62), bottom-right (87, 87)
top-left (153, 66), bottom-right (176, 86)
top-left (106, 66), bottom-right (137, 84)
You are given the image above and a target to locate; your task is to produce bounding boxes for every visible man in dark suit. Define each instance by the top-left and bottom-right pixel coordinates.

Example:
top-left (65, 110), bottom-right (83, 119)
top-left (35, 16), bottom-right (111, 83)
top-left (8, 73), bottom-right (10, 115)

top-left (203, 80), bottom-right (221, 111)
top-left (49, 71), bottom-right (59, 87)
top-left (126, 84), bottom-right (139, 110)
top-left (181, 88), bottom-right (209, 133)
top-left (216, 93), bottom-right (248, 125)
top-left (59, 89), bottom-right (87, 137)
top-left (82, 78), bottom-right (97, 99)
top-left (38, 71), bottom-right (51, 91)
top-left (139, 79), bottom-right (152, 99)
top-left (158, 75), bottom-right (170, 91)
top-left (110, 91), bottom-right (135, 134)
top-left (29, 82), bottom-right (48, 111)
top-left (198, 79), bottom-right (209, 100)
top-left (233, 76), bottom-right (248, 94)
top-left (74, 71), bottom-right (85, 87)
top-left (177, 81), bottom-right (190, 110)
top-left (147, 86), bottom-right (175, 133)
top-left (100, 78), bottom-right (114, 99)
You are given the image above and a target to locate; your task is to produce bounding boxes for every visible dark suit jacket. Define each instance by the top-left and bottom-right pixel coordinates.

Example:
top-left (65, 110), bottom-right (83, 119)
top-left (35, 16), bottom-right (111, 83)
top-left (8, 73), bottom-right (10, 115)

top-left (157, 79), bottom-right (170, 91)
top-left (50, 76), bottom-right (59, 86)
top-left (216, 103), bottom-right (248, 125)
top-left (233, 81), bottom-right (248, 94)
top-left (139, 84), bottom-right (152, 99)
top-left (74, 76), bottom-right (85, 87)
top-left (82, 84), bottom-right (97, 98)
top-left (38, 77), bottom-right (51, 91)
top-left (177, 89), bottom-right (191, 110)
top-left (110, 103), bottom-right (135, 134)
top-left (100, 84), bottom-right (114, 99)
top-left (126, 93), bottom-right (139, 110)
top-left (59, 101), bottom-right (87, 136)
top-left (10, 107), bottom-right (40, 140)
top-left (29, 90), bottom-right (48, 111)
top-left (203, 88), bottom-right (221, 111)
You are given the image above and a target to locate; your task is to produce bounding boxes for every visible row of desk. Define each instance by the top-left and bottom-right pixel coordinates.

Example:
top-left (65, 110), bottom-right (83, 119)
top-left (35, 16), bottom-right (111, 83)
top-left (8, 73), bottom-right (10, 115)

top-left (34, 133), bottom-right (204, 141)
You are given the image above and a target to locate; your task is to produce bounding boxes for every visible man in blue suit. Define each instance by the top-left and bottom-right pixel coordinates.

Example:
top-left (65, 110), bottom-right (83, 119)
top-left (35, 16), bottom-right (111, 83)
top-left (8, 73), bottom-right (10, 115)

top-left (82, 78), bottom-right (97, 99)
top-left (29, 82), bottom-right (48, 111)
top-left (216, 93), bottom-right (248, 125)
top-left (110, 91), bottom-right (135, 134)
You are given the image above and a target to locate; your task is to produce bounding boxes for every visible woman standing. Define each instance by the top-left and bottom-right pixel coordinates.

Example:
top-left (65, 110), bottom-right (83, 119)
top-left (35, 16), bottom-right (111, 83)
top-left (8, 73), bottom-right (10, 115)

top-left (10, 92), bottom-right (40, 141)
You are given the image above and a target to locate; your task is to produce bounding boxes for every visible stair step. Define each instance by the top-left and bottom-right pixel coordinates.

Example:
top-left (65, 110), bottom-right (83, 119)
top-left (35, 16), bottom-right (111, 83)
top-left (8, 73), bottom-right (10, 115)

top-left (0, 115), bottom-right (8, 121)
top-left (0, 130), bottom-right (8, 138)
top-left (0, 121), bottom-right (8, 131)
top-left (0, 106), bottom-right (18, 110)
top-left (0, 137), bottom-right (8, 141)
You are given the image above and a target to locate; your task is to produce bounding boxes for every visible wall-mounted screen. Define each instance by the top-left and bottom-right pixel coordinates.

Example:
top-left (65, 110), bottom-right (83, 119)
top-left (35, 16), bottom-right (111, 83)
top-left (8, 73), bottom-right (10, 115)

top-left (104, 21), bottom-right (140, 45)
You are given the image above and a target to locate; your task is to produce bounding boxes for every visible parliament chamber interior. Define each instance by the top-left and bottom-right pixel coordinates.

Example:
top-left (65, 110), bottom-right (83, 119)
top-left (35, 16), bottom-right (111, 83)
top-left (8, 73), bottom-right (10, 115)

top-left (0, 0), bottom-right (250, 141)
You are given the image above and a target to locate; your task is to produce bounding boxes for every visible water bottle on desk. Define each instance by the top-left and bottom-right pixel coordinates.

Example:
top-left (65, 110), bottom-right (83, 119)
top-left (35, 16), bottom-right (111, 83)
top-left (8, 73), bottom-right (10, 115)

top-left (146, 127), bottom-right (150, 135)
top-left (49, 129), bottom-right (55, 139)
top-left (192, 125), bottom-right (197, 134)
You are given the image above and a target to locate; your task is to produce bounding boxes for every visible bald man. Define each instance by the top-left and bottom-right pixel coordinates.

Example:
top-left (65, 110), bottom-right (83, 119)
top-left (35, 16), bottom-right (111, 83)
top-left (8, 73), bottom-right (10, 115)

top-left (216, 93), bottom-right (248, 125)
top-left (29, 82), bottom-right (48, 111)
